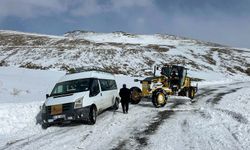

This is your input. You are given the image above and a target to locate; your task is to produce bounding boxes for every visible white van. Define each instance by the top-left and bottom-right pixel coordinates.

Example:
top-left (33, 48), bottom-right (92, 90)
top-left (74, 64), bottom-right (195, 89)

top-left (41, 71), bottom-right (120, 128)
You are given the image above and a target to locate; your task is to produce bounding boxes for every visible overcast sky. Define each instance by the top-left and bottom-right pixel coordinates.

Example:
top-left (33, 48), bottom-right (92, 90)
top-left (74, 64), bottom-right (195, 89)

top-left (0, 0), bottom-right (250, 48)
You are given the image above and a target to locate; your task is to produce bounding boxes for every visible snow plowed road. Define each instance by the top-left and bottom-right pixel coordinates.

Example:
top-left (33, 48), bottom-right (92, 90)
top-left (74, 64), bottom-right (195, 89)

top-left (1, 82), bottom-right (250, 150)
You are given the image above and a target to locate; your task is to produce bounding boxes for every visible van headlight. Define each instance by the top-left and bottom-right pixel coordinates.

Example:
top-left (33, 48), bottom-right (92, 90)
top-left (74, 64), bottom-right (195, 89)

top-left (74, 97), bottom-right (83, 109)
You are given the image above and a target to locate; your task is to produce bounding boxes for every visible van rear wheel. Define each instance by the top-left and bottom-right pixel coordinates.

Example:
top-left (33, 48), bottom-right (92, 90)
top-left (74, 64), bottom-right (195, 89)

top-left (89, 106), bottom-right (97, 125)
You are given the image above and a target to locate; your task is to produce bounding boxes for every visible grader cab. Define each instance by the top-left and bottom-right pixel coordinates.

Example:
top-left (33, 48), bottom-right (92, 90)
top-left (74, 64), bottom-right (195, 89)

top-left (130, 65), bottom-right (198, 107)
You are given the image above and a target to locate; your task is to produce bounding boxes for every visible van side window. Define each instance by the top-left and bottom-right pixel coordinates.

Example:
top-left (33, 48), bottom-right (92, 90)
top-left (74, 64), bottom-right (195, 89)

top-left (99, 79), bottom-right (109, 91)
top-left (90, 79), bottom-right (100, 97)
top-left (108, 80), bottom-right (117, 90)
top-left (99, 79), bottom-right (117, 91)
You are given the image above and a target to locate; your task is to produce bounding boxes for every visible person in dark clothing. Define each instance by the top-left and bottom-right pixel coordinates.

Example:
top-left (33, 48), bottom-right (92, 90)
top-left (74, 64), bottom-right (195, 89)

top-left (171, 70), bottom-right (177, 78)
top-left (170, 70), bottom-right (180, 94)
top-left (119, 84), bottom-right (131, 114)
top-left (171, 71), bottom-right (179, 86)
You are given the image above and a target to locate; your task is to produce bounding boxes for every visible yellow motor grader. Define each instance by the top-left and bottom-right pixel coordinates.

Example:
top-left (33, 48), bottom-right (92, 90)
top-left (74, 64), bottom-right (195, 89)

top-left (130, 65), bottom-right (198, 107)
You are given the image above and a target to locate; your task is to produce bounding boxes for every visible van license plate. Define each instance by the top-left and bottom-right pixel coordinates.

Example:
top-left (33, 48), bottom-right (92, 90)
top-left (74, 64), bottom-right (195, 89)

top-left (53, 114), bottom-right (65, 119)
top-left (51, 105), bottom-right (62, 115)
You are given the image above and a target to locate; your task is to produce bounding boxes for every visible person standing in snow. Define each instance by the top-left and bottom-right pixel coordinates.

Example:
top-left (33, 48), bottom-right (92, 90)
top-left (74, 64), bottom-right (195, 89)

top-left (119, 84), bottom-right (131, 114)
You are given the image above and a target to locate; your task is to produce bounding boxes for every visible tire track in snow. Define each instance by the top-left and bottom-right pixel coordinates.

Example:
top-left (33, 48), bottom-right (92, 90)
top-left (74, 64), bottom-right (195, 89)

top-left (194, 81), bottom-right (248, 106)
top-left (1, 128), bottom-right (72, 150)
top-left (188, 83), bottom-right (249, 149)
top-left (194, 88), bottom-right (218, 100)
top-left (194, 85), bottom-right (247, 123)
top-left (196, 109), bottom-right (212, 119)
top-left (191, 85), bottom-right (245, 121)
top-left (215, 108), bottom-right (248, 124)
top-left (112, 99), bottom-right (188, 149)
top-left (111, 110), bottom-right (175, 150)
top-left (206, 87), bottom-right (242, 105)
top-left (111, 140), bottom-right (128, 150)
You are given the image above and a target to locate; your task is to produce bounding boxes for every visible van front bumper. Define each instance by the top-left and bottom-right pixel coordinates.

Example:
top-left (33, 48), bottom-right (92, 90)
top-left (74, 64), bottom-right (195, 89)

top-left (42, 103), bottom-right (91, 124)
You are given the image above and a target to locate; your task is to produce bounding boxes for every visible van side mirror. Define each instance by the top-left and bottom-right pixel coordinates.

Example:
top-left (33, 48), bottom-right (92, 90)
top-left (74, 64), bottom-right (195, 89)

top-left (46, 94), bottom-right (50, 99)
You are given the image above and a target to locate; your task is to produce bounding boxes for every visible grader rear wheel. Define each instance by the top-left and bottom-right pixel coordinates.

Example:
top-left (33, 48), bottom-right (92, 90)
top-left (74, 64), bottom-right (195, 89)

top-left (130, 87), bottom-right (142, 104)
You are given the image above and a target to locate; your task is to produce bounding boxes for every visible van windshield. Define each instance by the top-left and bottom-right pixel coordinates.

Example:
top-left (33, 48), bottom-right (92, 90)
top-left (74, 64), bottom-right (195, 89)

top-left (50, 78), bottom-right (90, 96)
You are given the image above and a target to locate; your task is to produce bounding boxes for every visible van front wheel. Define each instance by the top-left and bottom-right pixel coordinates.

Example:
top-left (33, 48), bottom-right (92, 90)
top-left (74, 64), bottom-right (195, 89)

top-left (42, 123), bottom-right (50, 129)
top-left (89, 106), bottom-right (97, 125)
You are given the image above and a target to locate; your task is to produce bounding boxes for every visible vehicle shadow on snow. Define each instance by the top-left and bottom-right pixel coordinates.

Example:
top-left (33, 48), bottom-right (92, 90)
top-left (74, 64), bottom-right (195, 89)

top-left (57, 108), bottom-right (122, 127)
top-left (169, 98), bottom-right (189, 108)
top-left (137, 101), bottom-right (155, 108)
top-left (135, 98), bottom-right (155, 108)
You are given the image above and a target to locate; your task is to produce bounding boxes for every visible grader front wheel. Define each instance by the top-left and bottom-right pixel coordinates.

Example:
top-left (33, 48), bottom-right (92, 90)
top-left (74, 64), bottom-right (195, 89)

top-left (152, 89), bottom-right (167, 108)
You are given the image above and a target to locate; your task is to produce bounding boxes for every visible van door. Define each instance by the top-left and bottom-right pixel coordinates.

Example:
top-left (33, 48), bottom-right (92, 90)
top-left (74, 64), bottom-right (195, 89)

top-left (89, 79), bottom-right (103, 111)
top-left (108, 80), bottom-right (118, 107)
top-left (99, 79), bottom-right (113, 109)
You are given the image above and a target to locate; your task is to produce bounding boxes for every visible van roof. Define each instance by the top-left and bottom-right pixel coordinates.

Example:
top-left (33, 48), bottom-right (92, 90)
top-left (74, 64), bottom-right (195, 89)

top-left (59, 71), bottom-right (115, 82)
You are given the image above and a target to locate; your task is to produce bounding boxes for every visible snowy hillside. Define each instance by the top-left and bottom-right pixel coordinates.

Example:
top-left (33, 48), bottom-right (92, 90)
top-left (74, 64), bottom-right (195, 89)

top-left (0, 30), bottom-right (250, 81)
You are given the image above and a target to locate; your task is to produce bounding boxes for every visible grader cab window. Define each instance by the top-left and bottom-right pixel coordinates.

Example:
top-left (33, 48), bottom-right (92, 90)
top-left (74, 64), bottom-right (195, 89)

top-left (161, 67), bottom-right (171, 77)
top-left (163, 65), bottom-right (187, 88)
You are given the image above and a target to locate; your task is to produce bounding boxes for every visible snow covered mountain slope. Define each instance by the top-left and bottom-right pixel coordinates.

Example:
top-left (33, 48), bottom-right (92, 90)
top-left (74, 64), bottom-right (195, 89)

top-left (0, 30), bottom-right (250, 81)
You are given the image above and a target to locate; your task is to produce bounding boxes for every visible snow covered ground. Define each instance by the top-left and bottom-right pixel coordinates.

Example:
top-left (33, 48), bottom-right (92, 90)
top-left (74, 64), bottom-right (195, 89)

top-left (0, 67), bottom-right (250, 150)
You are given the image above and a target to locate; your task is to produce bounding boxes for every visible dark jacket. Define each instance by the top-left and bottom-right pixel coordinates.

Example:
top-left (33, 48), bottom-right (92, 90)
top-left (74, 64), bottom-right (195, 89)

top-left (119, 87), bottom-right (131, 102)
